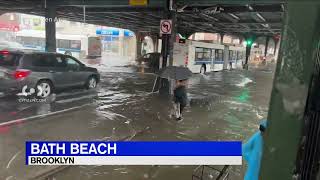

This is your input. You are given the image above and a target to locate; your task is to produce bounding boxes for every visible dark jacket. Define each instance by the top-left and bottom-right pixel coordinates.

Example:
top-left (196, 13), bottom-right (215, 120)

top-left (174, 86), bottom-right (188, 106)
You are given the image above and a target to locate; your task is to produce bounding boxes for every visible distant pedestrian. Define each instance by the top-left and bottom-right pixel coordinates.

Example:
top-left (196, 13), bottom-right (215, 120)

top-left (242, 120), bottom-right (268, 180)
top-left (172, 79), bottom-right (188, 121)
top-left (229, 61), bottom-right (233, 70)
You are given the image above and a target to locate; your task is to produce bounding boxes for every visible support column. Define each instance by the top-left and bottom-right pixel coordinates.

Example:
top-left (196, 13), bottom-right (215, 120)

top-left (243, 35), bottom-right (255, 70)
top-left (45, 6), bottom-right (56, 52)
top-left (119, 29), bottom-right (124, 56)
top-left (136, 32), bottom-right (143, 58)
top-left (264, 36), bottom-right (270, 57)
top-left (161, 33), bottom-right (169, 68)
top-left (159, 3), bottom-right (171, 96)
top-left (152, 35), bottom-right (159, 53)
top-left (159, 0), bottom-right (177, 96)
top-left (260, 2), bottom-right (320, 179)
top-left (243, 44), bottom-right (252, 70)
top-left (220, 33), bottom-right (224, 44)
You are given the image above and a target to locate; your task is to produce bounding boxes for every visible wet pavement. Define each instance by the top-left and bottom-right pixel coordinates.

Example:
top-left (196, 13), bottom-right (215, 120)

top-left (0, 56), bottom-right (275, 180)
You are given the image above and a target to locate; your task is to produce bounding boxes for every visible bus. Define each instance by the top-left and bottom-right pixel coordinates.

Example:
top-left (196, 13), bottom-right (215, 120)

top-left (173, 40), bottom-right (246, 73)
top-left (15, 30), bottom-right (101, 59)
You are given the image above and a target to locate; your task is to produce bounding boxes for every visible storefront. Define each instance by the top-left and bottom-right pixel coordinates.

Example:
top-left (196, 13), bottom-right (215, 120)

top-left (0, 13), bottom-right (20, 41)
top-left (96, 27), bottom-right (135, 56)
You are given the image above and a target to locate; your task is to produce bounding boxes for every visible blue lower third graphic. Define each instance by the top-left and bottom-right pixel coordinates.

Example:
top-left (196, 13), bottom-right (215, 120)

top-left (26, 141), bottom-right (242, 165)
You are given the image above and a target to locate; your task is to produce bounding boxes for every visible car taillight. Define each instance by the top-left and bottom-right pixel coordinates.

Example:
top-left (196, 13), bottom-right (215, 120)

top-left (0, 50), bottom-right (9, 55)
top-left (14, 70), bottom-right (31, 79)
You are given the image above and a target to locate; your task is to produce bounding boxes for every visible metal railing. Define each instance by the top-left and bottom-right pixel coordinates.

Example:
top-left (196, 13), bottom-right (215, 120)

top-left (192, 165), bottom-right (230, 180)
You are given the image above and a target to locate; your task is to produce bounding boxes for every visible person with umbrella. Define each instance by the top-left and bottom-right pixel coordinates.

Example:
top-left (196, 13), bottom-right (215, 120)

top-left (173, 79), bottom-right (188, 121)
top-left (157, 66), bottom-right (192, 121)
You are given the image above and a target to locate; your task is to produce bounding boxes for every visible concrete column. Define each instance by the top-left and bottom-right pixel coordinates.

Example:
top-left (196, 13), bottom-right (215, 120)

top-left (45, 6), bottom-right (57, 52)
top-left (119, 29), bottom-right (124, 56)
top-left (264, 36), bottom-right (270, 57)
top-left (260, 2), bottom-right (320, 179)
top-left (136, 32), bottom-right (143, 58)
top-left (152, 35), bottom-right (159, 53)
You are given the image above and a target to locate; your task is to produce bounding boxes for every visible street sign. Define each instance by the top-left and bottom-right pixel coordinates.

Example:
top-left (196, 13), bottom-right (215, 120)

top-left (129, 0), bottom-right (148, 6)
top-left (160, 20), bottom-right (172, 35)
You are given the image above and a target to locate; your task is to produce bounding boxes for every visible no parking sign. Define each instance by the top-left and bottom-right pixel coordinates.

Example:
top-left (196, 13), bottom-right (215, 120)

top-left (160, 20), bottom-right (172, 35)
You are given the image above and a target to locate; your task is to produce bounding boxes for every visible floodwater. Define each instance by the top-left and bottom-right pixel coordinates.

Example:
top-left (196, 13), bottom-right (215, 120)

top-left (0, 56), bottom-right (275, 180)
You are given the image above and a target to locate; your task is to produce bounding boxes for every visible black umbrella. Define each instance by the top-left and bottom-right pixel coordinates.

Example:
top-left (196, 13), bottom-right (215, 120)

top-left (158, 66), bottom-right (192, 80)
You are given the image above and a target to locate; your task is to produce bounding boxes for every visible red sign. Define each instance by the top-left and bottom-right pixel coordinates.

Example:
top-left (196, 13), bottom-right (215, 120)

top-left (0, 21), bottom-right (20, 32)
top-left (160, 20), bottom-right (172, 34)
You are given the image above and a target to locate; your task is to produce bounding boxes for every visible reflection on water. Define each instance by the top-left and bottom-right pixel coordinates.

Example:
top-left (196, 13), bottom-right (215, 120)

top-left (52, 65), bottom-right (275, 180)
top-left (0, 62), bottom-right (275, 180)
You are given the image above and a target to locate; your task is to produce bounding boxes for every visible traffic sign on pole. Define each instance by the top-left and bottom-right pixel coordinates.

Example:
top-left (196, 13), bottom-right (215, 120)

top-left (160, 20), bottom-right (172, 35)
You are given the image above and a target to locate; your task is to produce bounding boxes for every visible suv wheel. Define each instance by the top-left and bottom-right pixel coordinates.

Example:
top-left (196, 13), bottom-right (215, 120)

top-left (86, 76), bottom-right (97, 89)
top-left (36, 80), bottom-right (53, 98)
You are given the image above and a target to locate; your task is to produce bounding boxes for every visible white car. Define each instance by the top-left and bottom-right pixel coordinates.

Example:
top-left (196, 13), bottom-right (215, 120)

top-left (0, 41), bottom-right (35, 51)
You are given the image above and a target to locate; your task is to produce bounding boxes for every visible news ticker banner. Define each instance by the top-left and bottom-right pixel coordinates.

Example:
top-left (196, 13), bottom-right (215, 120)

top-left (26, 141), bottom-right (242, 165)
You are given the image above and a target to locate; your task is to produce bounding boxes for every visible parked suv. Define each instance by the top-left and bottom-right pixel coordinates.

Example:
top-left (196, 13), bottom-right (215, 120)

top-left (0, 50), bottom-right (100, 98)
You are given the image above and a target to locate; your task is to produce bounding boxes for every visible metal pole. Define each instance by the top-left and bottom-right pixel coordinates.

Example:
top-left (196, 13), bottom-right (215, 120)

top-left (158, 0), bottom-right (171, 96)
top-left (161, 0), bottom-right (170, 68)
top-left (161, 34), bottom-right (169, 68)
top-left (264, 36), bottom-right (270, 57)
top-left (168, 10), bottom-right (177, 66)
top-left (244, 43), bottom-right (251, 70)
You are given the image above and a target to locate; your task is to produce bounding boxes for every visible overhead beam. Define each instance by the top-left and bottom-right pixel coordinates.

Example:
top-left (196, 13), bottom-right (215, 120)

top-left (176, 0), bottom-right (285, 6)
top-left (0, 0), bottom-right (283, 36)
top-left (182, 20), bottom-right (282, 25)
top-left (80, 7), bottom-right (164, 13)
top-left (50, 0), bottom-right (165, 7)
top-left (181, 5), bottom-right (283, 14)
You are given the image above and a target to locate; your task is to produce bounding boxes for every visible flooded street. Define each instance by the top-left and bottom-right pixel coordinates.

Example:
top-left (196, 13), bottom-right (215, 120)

top-left (0, 56), bottom-right (275, 180)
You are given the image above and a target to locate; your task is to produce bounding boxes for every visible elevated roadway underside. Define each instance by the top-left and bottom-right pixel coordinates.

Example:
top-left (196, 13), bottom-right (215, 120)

top-left (0, 0), bottom-right (284, 37)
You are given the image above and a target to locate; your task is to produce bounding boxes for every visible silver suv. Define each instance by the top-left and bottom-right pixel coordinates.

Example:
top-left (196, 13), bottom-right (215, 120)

top-left (0, 50), bottom-right (100, 97)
